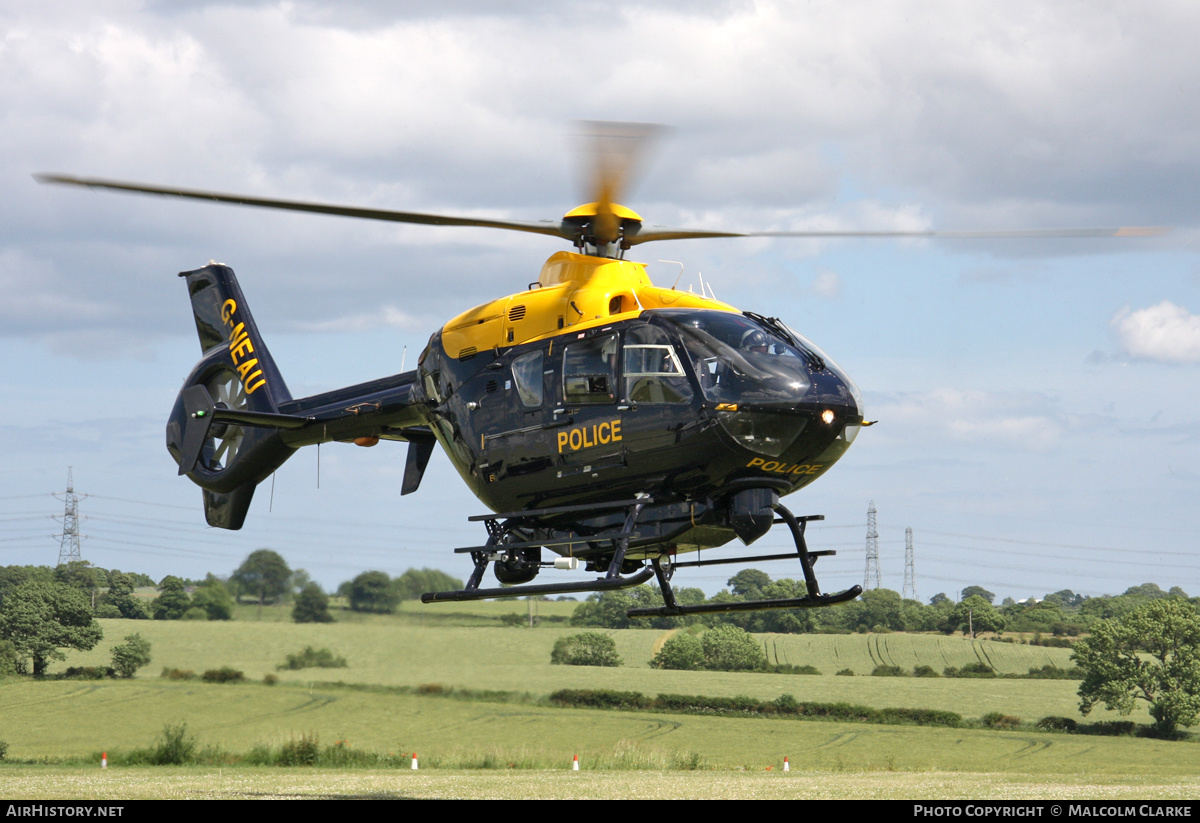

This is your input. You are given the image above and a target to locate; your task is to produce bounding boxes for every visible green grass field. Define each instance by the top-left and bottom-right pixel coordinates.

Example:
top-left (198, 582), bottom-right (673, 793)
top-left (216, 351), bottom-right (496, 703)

top-left (0, 677), bottom-right (1190, 772)
top-left (6, 767), bottom-right (1200, 800)
top-left (47, 616), bottom-right (1099, 722)
top-left (2, 606), bottom-right (1195, 798)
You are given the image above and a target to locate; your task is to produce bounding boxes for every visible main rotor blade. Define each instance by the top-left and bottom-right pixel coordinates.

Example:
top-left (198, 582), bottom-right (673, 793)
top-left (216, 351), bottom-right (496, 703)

top-left (628, 224), bottom-right (1171, 246)
top-left (578, 121), bottom-right (662, 244)
top-left (36, 173), bottom-right (1170, 248)
top-left (34, 174), bottom-right (570, 240)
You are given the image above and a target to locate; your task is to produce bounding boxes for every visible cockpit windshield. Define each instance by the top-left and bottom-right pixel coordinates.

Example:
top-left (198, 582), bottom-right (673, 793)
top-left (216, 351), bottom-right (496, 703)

top-left (652, 310), bottom-right (815, 405)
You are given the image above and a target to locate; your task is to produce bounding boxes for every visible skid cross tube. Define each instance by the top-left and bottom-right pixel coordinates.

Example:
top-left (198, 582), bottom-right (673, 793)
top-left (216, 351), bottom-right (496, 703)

top-left (627, 502), bottom-right (862, 619)
top-left (421, 495), bottom-right (654, 604)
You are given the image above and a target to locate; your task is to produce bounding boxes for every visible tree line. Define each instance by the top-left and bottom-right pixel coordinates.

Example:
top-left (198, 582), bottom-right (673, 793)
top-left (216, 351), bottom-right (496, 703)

top-left (0, 552), bottom-right (462, 676)
top-left (568, 569), bottom-right (1193, 637)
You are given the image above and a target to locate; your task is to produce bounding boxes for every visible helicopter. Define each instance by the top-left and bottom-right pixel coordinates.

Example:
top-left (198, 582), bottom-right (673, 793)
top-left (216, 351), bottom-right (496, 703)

top-left (35, 123), bottom-right (1167, 619)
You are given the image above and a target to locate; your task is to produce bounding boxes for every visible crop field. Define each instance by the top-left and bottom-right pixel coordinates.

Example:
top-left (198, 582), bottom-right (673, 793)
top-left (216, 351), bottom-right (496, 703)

top-left (3, 608), bottom-right (1195, 799)
top-left (71, 613), bottom-right (1077, 680)
top-left (42, 616), bottom-right (1099, 722)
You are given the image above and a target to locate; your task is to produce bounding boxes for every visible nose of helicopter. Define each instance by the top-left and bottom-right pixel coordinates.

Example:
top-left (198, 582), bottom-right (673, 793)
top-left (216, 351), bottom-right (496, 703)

top-left (715, 350), bottom-right (863, 463)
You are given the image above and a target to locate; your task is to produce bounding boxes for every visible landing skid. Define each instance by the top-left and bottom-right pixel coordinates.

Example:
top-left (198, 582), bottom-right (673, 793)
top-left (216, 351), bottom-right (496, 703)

top-left (626, 504), bottom-right (862, 619)
top-left (420, 495), bottom-right (861, 613)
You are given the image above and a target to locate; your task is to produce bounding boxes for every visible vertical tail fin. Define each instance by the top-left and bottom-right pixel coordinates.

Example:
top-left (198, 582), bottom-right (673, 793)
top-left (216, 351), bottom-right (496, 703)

top-left (166, 263), bottom-right (296, 529)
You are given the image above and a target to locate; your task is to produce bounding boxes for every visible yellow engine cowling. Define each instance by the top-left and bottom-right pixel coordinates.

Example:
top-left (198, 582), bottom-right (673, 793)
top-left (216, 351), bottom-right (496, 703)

top-left (440, 252), bottom-right (739, 360)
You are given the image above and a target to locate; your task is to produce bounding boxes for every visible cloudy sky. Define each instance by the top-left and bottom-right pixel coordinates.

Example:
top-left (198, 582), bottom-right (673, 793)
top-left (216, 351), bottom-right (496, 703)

top-left (3, 0), bottom-right (1199, 604)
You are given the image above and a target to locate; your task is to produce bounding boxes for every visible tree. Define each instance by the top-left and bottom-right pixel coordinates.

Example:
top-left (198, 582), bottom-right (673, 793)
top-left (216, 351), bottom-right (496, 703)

top-left (701, 624), bottom-right (767, 671)
top-left (727, 569), bottom-right (771, 598)
top-left (190, 576), bottom-right (234, 621)
top-left (54, 561), bottom-right (100, 601)
top-left (110, 633), bottom-right (152, 678)
top-left (392, 568), bottom-right (464, 601)
top-left (748, 579), bottom-right (813, 633)
top-left (348, 571), bottom-right (399, 614)
top-left (947, 595), bottom-right (1005, 637)
top-left (550, 632), bottom-right (621, 666)
top-left (569, 587), bottom-right (658, 629)
top-left (1123, 582), bottom-right (1170, 601)
top-left (848, 588), bottom-right (905, 632)
top-left (1073, 598), bottom-right (1200, 736)
top-left (99, 571), bottom-right (148, 619)
top-left (153, 576), bottom-right (191, 620)
top-left (290, 568), bottom-right (313, 596)
top-left (231, 550), bottom-right (292, 606)
top-left (961, 586), bottom-right (996, 605)
top-left (0, 581), bottom-right (103, 675)
top-left (1044, 589), bottom-right (1086, 610)
top-left (650, 631), bottom-right (704, 670)
top-left (293, 583), bottom-right (334, 623)
top-left (900, 597), bottom-right (939, 633)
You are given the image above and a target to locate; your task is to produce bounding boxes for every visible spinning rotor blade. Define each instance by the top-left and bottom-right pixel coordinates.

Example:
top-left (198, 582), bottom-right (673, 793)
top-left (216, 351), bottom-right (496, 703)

top-left (36, 162), bottom-right (1170, 250)
top-left (578, 121), bottom-right (662, 245)
top-left (627, 224), bottom-right (1171, 245)
top-left (34, 174), bottom-right (570, 241)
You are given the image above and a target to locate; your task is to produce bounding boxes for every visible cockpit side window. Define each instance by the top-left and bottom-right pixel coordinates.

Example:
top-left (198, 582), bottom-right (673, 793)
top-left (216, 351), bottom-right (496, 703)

top-left (511, 350), bottom-right (543, 408)
top-left (562, 333), bottom-right (618, 404)
top-left (622, 324), bottom-right (692, 404)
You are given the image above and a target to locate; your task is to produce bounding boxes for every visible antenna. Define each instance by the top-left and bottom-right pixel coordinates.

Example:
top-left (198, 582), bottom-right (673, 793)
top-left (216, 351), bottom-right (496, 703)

top-left (902, 526), bottom-right (917, 601)
top-left (658, 260), bottom-right (685, 290)
top-left (52, 467), bottom-right (86, 565)
top-left (863, 500), bottom-right (881, 590)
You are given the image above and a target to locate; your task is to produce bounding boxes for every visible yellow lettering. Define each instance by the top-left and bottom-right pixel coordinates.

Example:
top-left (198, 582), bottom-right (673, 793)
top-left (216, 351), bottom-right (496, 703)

top-left (235, 358), bottom-right (259, 380)
top-left (762, 461), bottom-right (779, 472)
top-left (230, 336), bottom-right (254, 363)
top-left (244, 372), bottom-right (265, 394)
top-left (558, 419), bottom-right (623, 454)
top-left (747, 458), bottom-right (764, 468)
top-left (221, 299), bottom-right (237, 324)
top-left (227, 321), bottom-right (245, 342)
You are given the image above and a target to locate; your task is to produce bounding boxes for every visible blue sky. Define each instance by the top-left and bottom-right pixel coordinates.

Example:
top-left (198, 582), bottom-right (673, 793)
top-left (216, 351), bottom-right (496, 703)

top-left (2, 0), bottom-right (1199, 603)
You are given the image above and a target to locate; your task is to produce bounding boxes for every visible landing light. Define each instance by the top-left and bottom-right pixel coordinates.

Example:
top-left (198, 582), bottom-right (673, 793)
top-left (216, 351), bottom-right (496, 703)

top-left (821, 409), bottom-right (836, 425)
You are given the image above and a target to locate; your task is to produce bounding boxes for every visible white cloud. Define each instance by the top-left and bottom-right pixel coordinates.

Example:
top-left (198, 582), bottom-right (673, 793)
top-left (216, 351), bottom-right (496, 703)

top-left (806, 268), bottom-right (840, 298)
top-left (1112, 301), bottom-right (1200, 364)
top-left (872, 388), bottom-right (1065, 450)
top-left (292, 304), bottom-right (423, 333)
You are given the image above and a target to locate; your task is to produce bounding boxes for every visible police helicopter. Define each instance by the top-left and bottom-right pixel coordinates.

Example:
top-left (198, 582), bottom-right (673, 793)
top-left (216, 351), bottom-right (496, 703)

top-left (35, 123), bottom-right (1166, 619)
